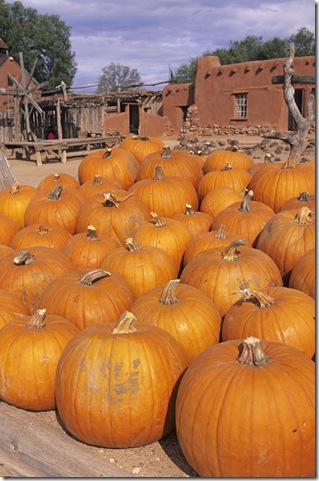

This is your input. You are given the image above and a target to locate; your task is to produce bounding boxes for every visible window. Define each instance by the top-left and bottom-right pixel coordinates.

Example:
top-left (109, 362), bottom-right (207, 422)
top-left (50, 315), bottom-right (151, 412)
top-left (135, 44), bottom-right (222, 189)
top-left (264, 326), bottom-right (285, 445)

top-left (235, 93), bottom-right (247, 118)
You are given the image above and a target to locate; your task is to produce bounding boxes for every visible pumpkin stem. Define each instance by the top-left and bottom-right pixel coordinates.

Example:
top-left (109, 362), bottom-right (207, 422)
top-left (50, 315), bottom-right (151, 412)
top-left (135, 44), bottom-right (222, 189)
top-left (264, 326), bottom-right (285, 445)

top-left (102, 148), bottom-right (113, 159)
top-left (297, 191), bottom-right (309, 202)
top-left (159, 279), bottom-right (180, 305)
top-left (14, 251), bottom-right (35, 265)
top-left (153, 165), bottom-right (166, 180)
top-left (161, 146), bottom-right (172, 159)
top-left (214, 224), bottom-right (227, 240)
top-left (239, 190), bottom-right (253, 212)
top-left (53, 173), bottom-right (62, 182)
top-left (93, 174), bottom-right (103, 185)
top-left (80, 269), bottom-right (111, 285)
top-left (10, 181), bottom-right (20, 195)
top-left (184, 204), bottom-right (195, 216)
top-left (37, 225), bottom-right (49, 236)
top-left (238, 287), bottom-right (275, 308)
top-left (150, 212), bottom-right (167, 227)
top-left (86, 225), bottom-right (101, 241)
top-left (48, 185), bottom-right (63, 200)
top-left (221, 162), bottom-right (232, 171)
top-left (125, 238), bottom-right (143, 251)
top-left (238, 337), bottom-right (270, 366)
top-left (132, 135), bottom-right (150, 141)
top-left (111, 311), bottom-right (137, 334)
top-left (102, 191), bottom-right (134, 208)
top-left (222, 239), bottom-right (246, 261)
top-left (294, 206), bottom-right (314, 224)
top-left (25, 309), bottom-right (46, 329)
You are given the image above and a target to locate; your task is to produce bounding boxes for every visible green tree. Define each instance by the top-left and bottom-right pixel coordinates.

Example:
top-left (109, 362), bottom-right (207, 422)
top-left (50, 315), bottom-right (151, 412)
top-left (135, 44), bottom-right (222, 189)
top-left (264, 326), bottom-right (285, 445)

top-left (97, 63), bottom-right (142, 93)
top-left (172, 58), bottom-right (198, 84)
top-left (256, 37), bottom-right (287, 60)
top-left (0, 0), bottom-right (77, 89)
top-left (287, 27), bottom-right (315, 56)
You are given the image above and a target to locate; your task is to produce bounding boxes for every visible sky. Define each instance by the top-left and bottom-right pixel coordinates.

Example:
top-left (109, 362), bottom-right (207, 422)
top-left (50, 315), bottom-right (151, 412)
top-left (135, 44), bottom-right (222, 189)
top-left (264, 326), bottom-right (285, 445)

top-left (5, 0), bottom-right (316, 92)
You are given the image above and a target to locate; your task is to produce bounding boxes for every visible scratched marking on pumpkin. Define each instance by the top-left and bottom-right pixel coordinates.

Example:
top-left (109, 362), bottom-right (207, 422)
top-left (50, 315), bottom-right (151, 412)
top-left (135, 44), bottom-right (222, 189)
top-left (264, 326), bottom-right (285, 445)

top-left (110, 358), bottom-right (140, 400)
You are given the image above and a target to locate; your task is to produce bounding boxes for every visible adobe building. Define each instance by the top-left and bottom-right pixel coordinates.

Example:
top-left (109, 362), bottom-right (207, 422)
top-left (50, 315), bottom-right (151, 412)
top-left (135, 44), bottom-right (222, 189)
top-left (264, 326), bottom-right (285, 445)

top-left (162, 55), bottom-right (315, 135)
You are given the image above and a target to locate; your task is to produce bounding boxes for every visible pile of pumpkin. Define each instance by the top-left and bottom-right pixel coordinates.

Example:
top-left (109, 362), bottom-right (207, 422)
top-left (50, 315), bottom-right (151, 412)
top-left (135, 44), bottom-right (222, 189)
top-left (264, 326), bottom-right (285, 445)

top-left (0, 134), bottom-right (315, 477)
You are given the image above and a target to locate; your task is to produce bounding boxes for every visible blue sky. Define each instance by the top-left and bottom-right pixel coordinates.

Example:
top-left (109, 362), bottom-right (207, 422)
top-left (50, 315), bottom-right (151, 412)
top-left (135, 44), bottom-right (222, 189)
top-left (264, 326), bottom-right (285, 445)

top-left (5, 0), bottom-right (316, 92)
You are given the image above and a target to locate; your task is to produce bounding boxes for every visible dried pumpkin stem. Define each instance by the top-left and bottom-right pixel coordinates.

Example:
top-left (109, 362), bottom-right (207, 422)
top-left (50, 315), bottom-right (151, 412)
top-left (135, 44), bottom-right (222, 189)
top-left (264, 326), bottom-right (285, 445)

top-left (10, 181), bottom-right (20, 195)
top-left (93, 174), bottom-right (103, 185)
top-left (239, 190), bottom-right (254, 212)
top-left (53, 173), bottom-right (62, 182)
top-left (86, 225), bottom-right (100, 241)
top-left (239, 288), bottom-right (275, 308)
top-left (297, 191), bottom-right (309, 202)
top-left (294, 206), bottom-right (314, 224)
top-left (102, 148), bottom-right (113, 159)
top-left (125, 238), bottom-right (143, 251)
top-left (102, 191), bottom-right (134, 208)
top-left (132, 135), bottom-right (150, 141)
top-left (237, 337), bottom-right (270, 366)
top-left (80, 269), bottom-right (111, 285)
top-left (14, 251), bottom-right (35, 265)
top-left (150, 212), bottom-right (167, 227)
top-left (111, 311), bottom-right (137, 334)
top-left (184, 204), bottom-right (195, 216)
top-left (214, 224), bottom-right (227, 240)
top-left (48, 185), bottom-right (63, 200)
top-left (159, 279), bottom-right (180, 305)
top-left (222, 239), bottom-right (247, 261)
top-left (161, 146), bottom-right (172, 159)
top-left (25, 309), bottom-right (46, 329)
top-left (220, 162), bottom-right (232, 171)
top-left (37, 225), bottom-right (49, 236)
top-left (153, 165), bottom-right (166, 180)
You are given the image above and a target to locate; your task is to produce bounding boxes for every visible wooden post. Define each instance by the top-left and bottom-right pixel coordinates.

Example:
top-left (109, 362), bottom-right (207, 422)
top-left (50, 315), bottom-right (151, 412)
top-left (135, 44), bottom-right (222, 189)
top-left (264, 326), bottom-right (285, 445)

top-left (56, 100), bottom-right (63, 139)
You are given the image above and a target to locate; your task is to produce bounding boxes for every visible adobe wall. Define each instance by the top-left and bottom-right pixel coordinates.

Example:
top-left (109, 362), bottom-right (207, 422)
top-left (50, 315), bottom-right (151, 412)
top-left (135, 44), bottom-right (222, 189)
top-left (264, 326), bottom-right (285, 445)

top-left (104, 108), bottom-right (174, 138)
top-left (162, 83), bottom-right (195, 134)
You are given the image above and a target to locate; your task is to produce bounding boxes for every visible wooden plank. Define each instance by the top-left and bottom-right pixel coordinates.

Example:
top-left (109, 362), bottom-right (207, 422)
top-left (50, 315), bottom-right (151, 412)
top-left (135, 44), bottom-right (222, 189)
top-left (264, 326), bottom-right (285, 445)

top-left (0, 401), bottom-right (130, 477)
top-left (272, 74), bottom-right (315, 85)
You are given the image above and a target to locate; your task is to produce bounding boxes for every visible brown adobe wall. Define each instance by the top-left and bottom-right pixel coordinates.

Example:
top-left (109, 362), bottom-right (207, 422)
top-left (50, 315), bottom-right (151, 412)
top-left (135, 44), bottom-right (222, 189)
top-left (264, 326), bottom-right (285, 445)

top-left (162, 83), bottom-right (195, 134)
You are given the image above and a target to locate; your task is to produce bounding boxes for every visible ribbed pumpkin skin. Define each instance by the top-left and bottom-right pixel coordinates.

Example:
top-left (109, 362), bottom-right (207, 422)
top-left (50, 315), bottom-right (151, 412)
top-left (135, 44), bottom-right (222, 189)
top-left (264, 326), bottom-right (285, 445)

top-left (197, 168), bottom-right (252, 202)
top-left (200, 187), bottom-right (243, 218)
top-left (55, 316), bottom-right (187, 447)
top-left (180, 240), bottom-right (283, 318)
top-left (175, 338), bottom-right (315, 477)
top-left (0, 311), bottom-right (79, 411)
top-left (248, 166), bottom-right (315, 212)
top-left (10, 223), bottom-right (71, 251)
top-left (289, 248), bottom-right (315, 299)
top-left (0, 245), bottom-right (15, 257)
top-left (130, 281), bottom-right (221, 365)
top-left (222, 286), bottom-right (315, 358)
top-left (203, 149), bottom-right (254, 173)
top-left (24, 187), bottom-right (86, 235)
top-left (128, 174), bottom-right (199, 218)
top-left (279, 192), bottom-right (315, 212)
top-left (75, 190), bottom-right (150, 246)
top-left (99, 242), bottom-right (178, 298)
top-left (136, 147), bottom-right (203, 188)
top-left (78, 175), bottom-right (122, 199)
top-left (37, 173), bottom-right (80, 192)
top-left (0, 183), bottom-right (37, 229)
top-left (36, 269), bottom-right (135, 330)
top-left (119, 135), bottom-right (165, 164)
top-left (77, 147), bottom-right (139, 189)
top-left (256, 207), bottom-right (315, 284)
top-left (0, 213), bottom-right (20, 246)
top-left (0, 246), bottom-right (74, 312)
top-left (172, 207), bottom-right (213, 237)
top-left (0, 289), bottom-right (30, 329)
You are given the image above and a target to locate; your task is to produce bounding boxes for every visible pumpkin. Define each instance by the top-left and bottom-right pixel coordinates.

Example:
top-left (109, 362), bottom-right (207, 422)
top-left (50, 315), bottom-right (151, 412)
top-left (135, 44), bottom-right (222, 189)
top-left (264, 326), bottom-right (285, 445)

top-left (119, 134), bottom-right (165, 164)
top-left (222, 286), bottom-right (315, 358)
top-left (130, 279), bottom-right (221, 365)
top-left (172, 204), bottom-right (213, 237)
top-left (37, 172), bottom-right (80, 192)
top-left (133, 212), bottom-right (193, 273)
top-left (128, 165), bottom-right (199, 217)
top-left (10, 223), bottom-right (71, 251)
top-left (0, 288), bottom-right (30, 330)
top-left (77, 147), bottom-right (139, 190)
top-left (199, 186), bottom-right (243, 218)
top-left (175, 336), bottom-right (315, 477)
top-left (182, 224), bottom-right (243, 268)
top-left (248, 159), bottom-right (315, 212)
top-left (289, 248), bottom-right (315, 299)
top-left (75, 190), bottom-right (150, 245)
top-left (136, 145), bottom-right (203, 188)
top-left (197, 163), bottom-right (252, 202)
top-left (63, 225), bottom-right (120, 269)
top-left (0, 308), bottom-right (78, 411)
top-left (203, 148), bottom-right (254, 173)
top-left (180, 238), bottom-right (283, 318)
top-left (279, 191), bottom-right (315, 212)
top-left (78, 174), bottom-right (122, 200)
top-left (36, 268), bottom-right (135, 330)
top-left (24, 185), bottom-right (86, 235)
top-left (99, 238), bottom-right (178, 298)
top-left (0, 246), bottom-right (74, 312)
top-left (0, 181), bottom-right (37, 229)
top-left (0, 213), bottom-right (20, 246)
top-left (256, 206), bottom-right (315, 285)
top-left (54, 311), bottom-right (187, 447)
top-left (210, 189), bottom-right (275, 247)
top-left (0, 245), bottom-right (15, 257)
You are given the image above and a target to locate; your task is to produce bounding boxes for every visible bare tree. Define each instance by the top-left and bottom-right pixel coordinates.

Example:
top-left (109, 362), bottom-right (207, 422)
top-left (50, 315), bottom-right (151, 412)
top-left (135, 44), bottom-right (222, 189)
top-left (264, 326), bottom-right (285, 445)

top-left (261, 43), bottom-right (315, 165)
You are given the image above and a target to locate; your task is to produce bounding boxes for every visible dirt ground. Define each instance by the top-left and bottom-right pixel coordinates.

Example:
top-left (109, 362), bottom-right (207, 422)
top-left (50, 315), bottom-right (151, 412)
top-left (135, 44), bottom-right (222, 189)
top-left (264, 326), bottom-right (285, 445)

top-left (0, 131), bottom-right (315, 478)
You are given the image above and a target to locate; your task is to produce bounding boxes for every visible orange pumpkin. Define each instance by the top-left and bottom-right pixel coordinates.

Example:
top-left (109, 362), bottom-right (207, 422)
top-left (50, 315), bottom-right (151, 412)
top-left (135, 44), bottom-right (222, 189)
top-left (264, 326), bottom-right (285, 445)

top-left (0, 213), bottom-right (20, 246)
top-left (0, 288), bottom-right (30, 329)
top-left (200, 186), bottom-right (243, 218)
top-left (78, 174), bottom-right (122, 199)
top-left (172, 204), bottom-right (213, 237)
top-left (0, 181), bottom-right (37, 229)
top-left (10, 223), bottom-right (71, 251)
top-left (37, 172), bottom-right (80, 192)
top-left (0, 308), bottom-right (78, 411)
top-left (119, 134), bottom-right (165, 164)
top-left (222, 286), bottom-right (315, 358)
top-left (289, 248), bottom-right (315, 299)
top-left (36, 268), bottom-right (135, 330)
top-left (130, 279), bottom-right (221, 364)
top-left (279, 191), bottom-right (315, 212)
top-left (175, 336), bottom-right (315, 477)
top-left (55, 311), bottom-right (187, 447)
top-left (203, 148), bottom-right (254, 173)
